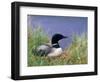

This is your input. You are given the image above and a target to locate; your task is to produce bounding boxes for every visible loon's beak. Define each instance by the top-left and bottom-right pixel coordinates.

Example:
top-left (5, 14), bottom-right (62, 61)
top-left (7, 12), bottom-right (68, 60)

top-left (63, 36), bottom-right (68, 38)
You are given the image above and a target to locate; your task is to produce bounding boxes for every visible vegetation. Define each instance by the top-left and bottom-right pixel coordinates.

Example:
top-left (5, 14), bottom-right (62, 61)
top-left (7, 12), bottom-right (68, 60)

top-left (66, 33), bottom-right (88, 64)
top-left (28, 26), bottom-right (88, 66)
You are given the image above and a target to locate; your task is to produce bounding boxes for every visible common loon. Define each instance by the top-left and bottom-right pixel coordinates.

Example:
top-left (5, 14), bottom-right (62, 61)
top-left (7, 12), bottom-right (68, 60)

top-left (33, 34), bottom-right (67, 57)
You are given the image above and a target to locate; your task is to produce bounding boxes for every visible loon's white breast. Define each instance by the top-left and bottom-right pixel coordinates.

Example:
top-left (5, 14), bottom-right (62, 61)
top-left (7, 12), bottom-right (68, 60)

top-left (47, 48), bottom-right (63, 57)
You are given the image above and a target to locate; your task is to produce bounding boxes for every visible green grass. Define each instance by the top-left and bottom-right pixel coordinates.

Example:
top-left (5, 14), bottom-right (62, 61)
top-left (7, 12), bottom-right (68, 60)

top-left (28, 26), bottom-right (88, 66)
top-left (66, 33), bottom-right (88, 64)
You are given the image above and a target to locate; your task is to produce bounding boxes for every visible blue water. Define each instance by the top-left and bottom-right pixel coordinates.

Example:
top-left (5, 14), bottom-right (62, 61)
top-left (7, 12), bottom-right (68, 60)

top-left (28, 15), bottom-right (87, 49)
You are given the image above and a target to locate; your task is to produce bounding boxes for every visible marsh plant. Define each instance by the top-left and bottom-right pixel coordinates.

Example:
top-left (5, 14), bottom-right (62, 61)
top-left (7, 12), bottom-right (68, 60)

top-left (28, 26), bottom-right (88, 66)
top-left (66, 33), bottom-right (88, 64)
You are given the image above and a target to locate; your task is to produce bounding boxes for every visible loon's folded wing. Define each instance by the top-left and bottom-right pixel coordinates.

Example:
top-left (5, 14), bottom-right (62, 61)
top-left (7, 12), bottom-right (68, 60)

top-left (37, 45), bottom-right (52, 56)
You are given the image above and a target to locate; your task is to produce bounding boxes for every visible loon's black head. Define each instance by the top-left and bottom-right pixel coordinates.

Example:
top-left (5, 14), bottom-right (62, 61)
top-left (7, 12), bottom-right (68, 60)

top-left (52, 34), bottom-right (68, 48)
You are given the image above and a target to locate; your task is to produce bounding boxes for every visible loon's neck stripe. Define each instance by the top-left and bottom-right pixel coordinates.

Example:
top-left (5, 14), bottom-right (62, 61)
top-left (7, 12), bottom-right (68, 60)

top-left (52, 43), bottom-right (60, 48)
top-left (52, 43), bottom-right (58, 46)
